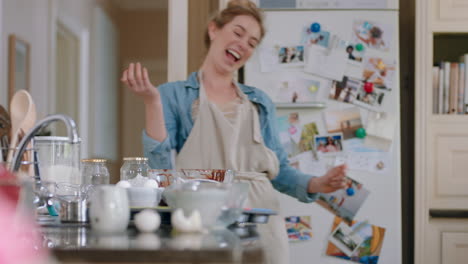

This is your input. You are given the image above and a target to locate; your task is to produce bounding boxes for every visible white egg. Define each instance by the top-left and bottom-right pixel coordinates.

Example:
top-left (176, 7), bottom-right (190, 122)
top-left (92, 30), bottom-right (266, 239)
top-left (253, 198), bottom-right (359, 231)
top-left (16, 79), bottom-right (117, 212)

top-left (134, 209), bottom-right (161, 233)
top-left (171, 209), bottom-right (203, 232)
top-left (143, 179), bottom-right (159, 188)
top-left (116, 180), bottom-right (131, 188)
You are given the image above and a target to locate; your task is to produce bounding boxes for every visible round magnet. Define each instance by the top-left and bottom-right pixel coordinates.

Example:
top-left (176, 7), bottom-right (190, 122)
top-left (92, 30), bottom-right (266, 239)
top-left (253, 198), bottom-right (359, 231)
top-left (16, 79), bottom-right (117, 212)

top-left (346, 188), bottom-right (355, 196)
top-left (355, 127), bottom-right (366, 139)
top-left (364, 82), bottom-right (374, 93)
top-left (355, 43), bottom-right (364, 51)
top-left (310, 22), bottom-right (321, 33)
top-left (376, 161), bottom-right (385, 170)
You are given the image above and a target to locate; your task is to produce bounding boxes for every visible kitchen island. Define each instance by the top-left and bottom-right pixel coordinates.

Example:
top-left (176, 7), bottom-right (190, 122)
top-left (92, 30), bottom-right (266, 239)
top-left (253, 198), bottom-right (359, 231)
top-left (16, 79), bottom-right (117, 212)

top-left (39, 217), bottom-right (265, 264)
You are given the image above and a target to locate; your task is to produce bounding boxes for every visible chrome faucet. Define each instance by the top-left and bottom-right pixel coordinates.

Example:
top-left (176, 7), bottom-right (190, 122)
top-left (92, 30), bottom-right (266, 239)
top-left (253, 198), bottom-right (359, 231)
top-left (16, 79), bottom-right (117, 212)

top-left (11, 114), bottom-right (80, 172)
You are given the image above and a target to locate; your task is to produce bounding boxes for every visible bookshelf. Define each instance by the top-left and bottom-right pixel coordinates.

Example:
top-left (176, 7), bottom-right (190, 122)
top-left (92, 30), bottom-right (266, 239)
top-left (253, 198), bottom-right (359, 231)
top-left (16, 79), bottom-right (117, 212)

top-left (431, 34), bottom-right (468, 115)
top-left (433, 34), bottom-right (468, 62)
top-left (415, 0), bottom-right (468, 264)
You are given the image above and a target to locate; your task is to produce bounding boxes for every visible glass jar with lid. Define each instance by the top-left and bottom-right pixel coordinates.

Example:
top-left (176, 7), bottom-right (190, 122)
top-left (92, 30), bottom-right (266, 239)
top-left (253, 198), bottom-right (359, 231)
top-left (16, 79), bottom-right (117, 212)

top-left (81, 159), bottom-right (110, 186)
top-left (120, 157), bottom-right (150, 181)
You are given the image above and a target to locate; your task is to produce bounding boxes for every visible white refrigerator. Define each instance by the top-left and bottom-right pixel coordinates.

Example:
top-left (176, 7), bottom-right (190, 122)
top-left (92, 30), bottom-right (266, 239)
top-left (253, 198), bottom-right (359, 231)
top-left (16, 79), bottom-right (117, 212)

top-left (245, 3), bottom-right (401, 264)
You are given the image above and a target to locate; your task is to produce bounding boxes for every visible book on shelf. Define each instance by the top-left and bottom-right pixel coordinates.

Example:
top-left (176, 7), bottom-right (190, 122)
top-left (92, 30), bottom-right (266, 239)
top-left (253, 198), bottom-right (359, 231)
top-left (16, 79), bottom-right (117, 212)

top-left (432, 66), bottom-right (439, 114)
top-left (438, 67), bottom-right (444, 114)
top-left (432, 55), bottom-right (468, 115)
top-left (443, 62), bottom-right (450, 114)
top-left (449, 63), bottom-right (459, 115)
top-left (459, 63), bottom-right (465, 114)
top-left (462, 54), bottom-right (468, 113)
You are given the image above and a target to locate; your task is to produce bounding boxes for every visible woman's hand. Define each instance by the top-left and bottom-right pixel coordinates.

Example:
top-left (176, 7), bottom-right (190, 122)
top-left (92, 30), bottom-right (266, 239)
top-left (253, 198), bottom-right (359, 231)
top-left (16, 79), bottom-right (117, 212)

top-left (307, 164), bottom-right (347, 193)
top-left (121, 62), bottom-right (167, 142)
top-left (121, 62), bottom-right (160, 105)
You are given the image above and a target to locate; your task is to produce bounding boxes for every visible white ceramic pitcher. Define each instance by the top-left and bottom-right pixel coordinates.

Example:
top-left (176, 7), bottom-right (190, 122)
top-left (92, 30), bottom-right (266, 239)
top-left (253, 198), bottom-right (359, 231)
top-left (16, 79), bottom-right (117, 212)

top-left (89, 185), bottom-right (130, 233)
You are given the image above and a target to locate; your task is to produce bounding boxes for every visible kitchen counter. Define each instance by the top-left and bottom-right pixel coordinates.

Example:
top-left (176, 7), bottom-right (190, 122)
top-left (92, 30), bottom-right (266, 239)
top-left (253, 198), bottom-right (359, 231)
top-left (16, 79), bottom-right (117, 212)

top-left (39, 216), bottom-right (265, 264)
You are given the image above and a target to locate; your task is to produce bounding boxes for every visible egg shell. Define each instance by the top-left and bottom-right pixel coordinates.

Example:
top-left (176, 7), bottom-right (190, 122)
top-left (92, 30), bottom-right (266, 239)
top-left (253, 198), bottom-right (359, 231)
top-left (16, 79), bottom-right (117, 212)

top-left (134, 209), bottom-right (161, 232)
top-left (171, 209), bottom-right (203, 233)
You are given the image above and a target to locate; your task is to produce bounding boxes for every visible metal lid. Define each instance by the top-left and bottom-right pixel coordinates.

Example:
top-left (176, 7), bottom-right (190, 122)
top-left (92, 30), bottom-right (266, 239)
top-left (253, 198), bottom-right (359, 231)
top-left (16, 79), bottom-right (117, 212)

top-left (81, 159), bottom-right (107, 163)
top-left (123, 157), bottom-right (148, 161)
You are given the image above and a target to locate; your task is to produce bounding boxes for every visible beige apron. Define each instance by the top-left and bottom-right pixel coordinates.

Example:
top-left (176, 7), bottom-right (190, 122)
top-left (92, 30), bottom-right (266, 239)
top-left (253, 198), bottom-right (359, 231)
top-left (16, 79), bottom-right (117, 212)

top-left (175, 72), bottom-right (290, 264)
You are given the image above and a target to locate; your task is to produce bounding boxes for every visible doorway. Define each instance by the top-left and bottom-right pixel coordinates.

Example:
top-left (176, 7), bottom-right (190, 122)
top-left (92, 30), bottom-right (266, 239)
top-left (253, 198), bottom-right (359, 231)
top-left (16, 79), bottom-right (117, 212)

top-left (54, 21), bottom-right (80, 136)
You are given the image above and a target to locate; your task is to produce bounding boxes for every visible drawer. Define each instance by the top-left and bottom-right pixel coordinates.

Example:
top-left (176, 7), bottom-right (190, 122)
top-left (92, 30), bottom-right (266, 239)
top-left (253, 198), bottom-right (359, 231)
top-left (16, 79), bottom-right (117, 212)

top-left (427, 123), bottom-right (468, 209)
top-left (442, 232), bottom-right (468, 264)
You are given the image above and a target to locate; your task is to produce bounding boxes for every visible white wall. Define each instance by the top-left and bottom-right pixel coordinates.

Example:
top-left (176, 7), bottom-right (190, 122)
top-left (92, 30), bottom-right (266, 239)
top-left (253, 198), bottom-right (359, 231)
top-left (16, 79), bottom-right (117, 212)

top-left (1, 0), bottom-right (50, 115)
top-left (0, 0), bottom-right (96, 116)
top-left (91, 6), bottom-right (118, 161)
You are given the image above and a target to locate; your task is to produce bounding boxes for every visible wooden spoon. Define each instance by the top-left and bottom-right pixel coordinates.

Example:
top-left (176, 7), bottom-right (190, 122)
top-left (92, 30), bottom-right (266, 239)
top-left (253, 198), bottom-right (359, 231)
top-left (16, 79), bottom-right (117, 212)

top-left (6, 90), bottom-right (37, 172)
top-left (20, 95), bottom-right (37, 175)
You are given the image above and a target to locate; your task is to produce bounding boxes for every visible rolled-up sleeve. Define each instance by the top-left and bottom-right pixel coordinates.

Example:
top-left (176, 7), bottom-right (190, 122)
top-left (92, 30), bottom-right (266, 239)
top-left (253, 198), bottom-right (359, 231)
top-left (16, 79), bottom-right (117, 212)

top-left (273, 161), bottom-right (319, 203)
top-left (142, 83), bottom-right (179, 170)
top-left (142, 130), bottom-right (172, 169)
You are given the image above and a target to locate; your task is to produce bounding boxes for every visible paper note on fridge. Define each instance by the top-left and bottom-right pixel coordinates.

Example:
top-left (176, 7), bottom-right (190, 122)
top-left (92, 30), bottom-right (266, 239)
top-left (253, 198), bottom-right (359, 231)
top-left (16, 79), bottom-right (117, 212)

top-left (335, 152), bottom-right (390, 174)
top-left (304, 45), bottom-right (347, 81)
top-left (364, 112), bottom-right (396, 151)
top-left (258, 46), bottom-right (280, 73)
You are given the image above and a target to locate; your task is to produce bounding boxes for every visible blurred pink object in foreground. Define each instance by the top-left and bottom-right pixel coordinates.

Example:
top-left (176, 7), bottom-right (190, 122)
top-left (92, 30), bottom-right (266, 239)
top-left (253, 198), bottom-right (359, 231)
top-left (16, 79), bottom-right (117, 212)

top-left (0, 165), bottom-right (20, 205)
top-left (0, 164), bottom-right (49, 264)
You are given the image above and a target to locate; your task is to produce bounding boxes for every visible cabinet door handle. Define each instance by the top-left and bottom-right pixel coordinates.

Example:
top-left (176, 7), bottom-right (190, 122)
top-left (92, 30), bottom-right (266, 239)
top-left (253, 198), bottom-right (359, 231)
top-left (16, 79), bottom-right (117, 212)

top-left (429, 209), bottom-right (468, 218)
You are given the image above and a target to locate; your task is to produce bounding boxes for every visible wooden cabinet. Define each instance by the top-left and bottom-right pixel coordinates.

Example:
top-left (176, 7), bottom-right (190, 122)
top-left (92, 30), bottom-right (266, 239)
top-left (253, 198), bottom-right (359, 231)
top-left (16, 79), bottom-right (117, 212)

top-left (428, 119), bottom-right (468, 209)
top-left (442, 232), bottom-right (468, 264)
top-left (415, 0), bottom-right (468, 263)
top-left (431, 0), bottom-right (468, 32)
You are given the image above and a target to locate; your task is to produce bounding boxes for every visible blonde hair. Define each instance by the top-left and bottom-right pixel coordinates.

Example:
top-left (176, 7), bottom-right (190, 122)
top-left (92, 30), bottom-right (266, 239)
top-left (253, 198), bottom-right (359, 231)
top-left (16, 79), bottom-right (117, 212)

top-left (204, 0), bottom-right (265, 49)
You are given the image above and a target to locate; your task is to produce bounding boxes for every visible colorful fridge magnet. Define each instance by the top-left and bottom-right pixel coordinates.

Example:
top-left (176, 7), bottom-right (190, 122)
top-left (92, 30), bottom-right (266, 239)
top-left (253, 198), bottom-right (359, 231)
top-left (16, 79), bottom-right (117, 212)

top-left (363, 82), bottom-right (374, 93)
top-left (355, 43), bottom-right (364, 52)
top-left (310, 22), bottom-right (321, 33)
top-left (355, 128), bottom-right (366, 139)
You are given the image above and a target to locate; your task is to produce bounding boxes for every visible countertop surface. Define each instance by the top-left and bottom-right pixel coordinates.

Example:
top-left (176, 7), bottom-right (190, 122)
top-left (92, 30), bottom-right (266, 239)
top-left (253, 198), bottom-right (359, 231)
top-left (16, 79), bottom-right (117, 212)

top-left (39, 216), bottom-right (265, 263)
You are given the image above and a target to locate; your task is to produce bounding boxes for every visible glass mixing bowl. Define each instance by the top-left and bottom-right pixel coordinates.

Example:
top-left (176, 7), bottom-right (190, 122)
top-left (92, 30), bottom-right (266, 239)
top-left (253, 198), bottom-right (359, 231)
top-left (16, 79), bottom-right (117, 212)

top-left (163, 181), bottom-right (229, 228)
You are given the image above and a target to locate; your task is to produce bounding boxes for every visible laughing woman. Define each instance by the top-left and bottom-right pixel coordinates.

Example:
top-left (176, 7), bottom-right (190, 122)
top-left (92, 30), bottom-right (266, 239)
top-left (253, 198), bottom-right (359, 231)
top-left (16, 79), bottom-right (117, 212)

top-left (121, 1), bottom-right (347, 263)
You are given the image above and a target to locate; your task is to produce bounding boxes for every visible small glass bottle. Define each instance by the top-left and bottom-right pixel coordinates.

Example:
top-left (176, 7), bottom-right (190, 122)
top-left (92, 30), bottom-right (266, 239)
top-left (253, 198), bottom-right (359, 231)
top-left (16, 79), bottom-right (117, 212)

top-left (120, 157), bottom-right (150, 181)
top-left (81, 159), bottom-right (110, 186)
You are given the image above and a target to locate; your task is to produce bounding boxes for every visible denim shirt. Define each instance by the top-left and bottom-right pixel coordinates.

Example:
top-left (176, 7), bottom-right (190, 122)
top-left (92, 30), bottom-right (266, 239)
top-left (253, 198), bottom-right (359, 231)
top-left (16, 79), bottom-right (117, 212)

top-left (142, 72), bottom-right (318, 203)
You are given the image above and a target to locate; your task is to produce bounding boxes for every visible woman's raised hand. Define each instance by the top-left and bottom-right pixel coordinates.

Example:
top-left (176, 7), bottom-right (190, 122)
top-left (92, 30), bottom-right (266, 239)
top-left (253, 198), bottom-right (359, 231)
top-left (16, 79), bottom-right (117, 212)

top-left (121, 62), bottom-right (160, 104)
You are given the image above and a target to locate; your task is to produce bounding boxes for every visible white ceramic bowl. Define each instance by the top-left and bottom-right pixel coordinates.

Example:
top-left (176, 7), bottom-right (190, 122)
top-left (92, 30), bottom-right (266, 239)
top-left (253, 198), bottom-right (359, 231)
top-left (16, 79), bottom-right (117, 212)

top-left (127, 187), bottom-right (163, 208)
